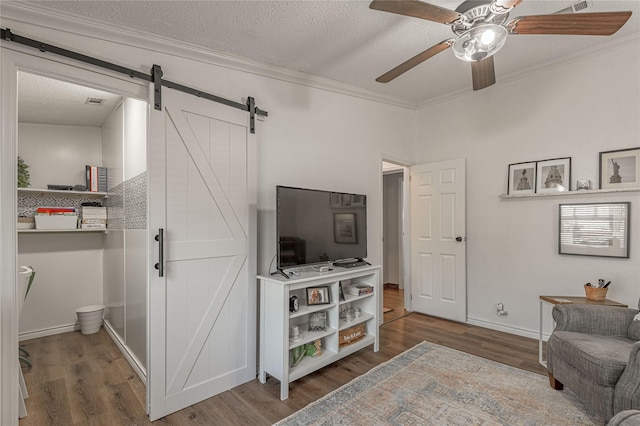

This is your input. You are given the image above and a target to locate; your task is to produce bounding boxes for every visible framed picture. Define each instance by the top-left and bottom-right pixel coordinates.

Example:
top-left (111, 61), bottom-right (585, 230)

top-left (334, 213), bottom-right (357, 244)
top-left (536, 157), bottom-right (571, 193)
top-left (306, 286), bottom-right (331, 305)
top-left (507, 161), bottom-right (536, 195)
top-left (559, 202), bottom-right (630, 258)
top-left (308, 311), bottom-right (327, 332)
top-left (599, 147), bottom-right (640, 189)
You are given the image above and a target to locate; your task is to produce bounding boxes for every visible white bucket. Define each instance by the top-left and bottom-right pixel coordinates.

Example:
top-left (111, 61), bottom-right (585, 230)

top-left (75, 304), bottom-right (105, 335)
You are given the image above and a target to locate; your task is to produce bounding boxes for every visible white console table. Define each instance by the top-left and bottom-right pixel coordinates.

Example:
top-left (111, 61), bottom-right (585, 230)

top-left (258, 265), bottom-right (380, 400)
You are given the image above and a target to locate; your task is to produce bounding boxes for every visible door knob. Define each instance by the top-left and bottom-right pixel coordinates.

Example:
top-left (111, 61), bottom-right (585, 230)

top-left (455, 236), bottom-right (464, 242)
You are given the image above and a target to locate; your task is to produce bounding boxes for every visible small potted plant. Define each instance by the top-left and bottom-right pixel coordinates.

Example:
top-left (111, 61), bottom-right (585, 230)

top-left (18, 156), bottom-right (30, 188)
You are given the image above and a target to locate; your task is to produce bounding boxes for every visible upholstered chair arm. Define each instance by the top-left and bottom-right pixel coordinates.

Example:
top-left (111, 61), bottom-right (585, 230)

top-left (614, 342), bottom-right (640, 414)
top-left (552, 305), bottom-right (637, 337)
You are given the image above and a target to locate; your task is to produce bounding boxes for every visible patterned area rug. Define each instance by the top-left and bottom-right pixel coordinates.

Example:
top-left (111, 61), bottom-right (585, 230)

top-left (276, 341), bottom-right (598, 425)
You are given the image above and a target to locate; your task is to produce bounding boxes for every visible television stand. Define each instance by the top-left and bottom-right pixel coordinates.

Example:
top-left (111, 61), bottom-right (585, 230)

top-left (333, 258), bottom-right (370, 268)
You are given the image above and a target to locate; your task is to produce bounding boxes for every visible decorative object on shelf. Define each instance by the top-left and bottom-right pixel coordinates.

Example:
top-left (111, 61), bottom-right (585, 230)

top-left (507, 161), bottom-right (536, 195)
top-left (17, 156), bottom-right (30, 188)
top-left (308, 311), bottom-right (327, 331)
top-left (599, 147), bottom-right (640, 189)
top-left (306, 286), bottom-right (330, 305)
top-left (289, 295), bottom-right (299, 312)
top-left (339, 323), bottom-right (366, 348)
top-left (340, 307), bottom-right (361, 323)
top-left (334, 213), bottom-right (357, 244)
top-left (536, 157), bottom-right (571, 193)
top-left (338, 282), bottom-right (346, 302)
top-left (559, 202), bottom-right (630, 258)
top-left (290, 325), bottom-right (303, 341)
top-left (289, 339), bottom-right (322, 368)
top-left (576, 180), bottom-right (592, 190)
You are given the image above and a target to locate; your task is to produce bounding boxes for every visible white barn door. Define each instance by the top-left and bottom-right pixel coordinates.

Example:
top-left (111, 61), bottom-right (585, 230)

top-left (410, 158), bottom-right (466, 322)
top-left (148, 87), bottom-right (256, 420)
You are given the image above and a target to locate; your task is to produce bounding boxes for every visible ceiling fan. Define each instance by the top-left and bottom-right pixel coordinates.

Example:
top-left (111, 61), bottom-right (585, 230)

top-left (370, 0), bottom-right (632, 90)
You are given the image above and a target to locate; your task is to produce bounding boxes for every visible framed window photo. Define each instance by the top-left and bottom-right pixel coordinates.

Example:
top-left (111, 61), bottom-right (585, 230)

top-left (334, 213), bottom-right (357, 244)
top-left (508, 161), bottom-right (536, 195)
top-left (559, 202), bottom-right (630, 258)
top-left (308, 311), bottom-right (328, 332)
top-left (599, 147), bottom-right (640, 189)
top-left (306, 286), bottom-right (331, 306)
top-left (536, 157), bottom-right (571, 193)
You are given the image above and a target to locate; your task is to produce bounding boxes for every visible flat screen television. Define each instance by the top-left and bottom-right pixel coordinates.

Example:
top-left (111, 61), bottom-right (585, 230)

top-left (277, 185), bottom-right (367, 271)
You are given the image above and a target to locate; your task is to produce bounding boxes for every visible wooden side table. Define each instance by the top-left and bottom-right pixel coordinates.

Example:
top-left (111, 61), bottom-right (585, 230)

top-left (538, 295), bottom-right (628, 367)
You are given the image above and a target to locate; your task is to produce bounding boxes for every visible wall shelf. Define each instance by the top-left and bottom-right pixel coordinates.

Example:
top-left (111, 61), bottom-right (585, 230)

top-left (499, 187), bottom-right (640, 199)
top-left (18, 229), bottom-right (106, 234)
top-left (18, 187), bottom-right (108, 198)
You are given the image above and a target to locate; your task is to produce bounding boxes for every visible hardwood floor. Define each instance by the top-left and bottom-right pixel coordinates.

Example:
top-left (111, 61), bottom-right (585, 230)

top-left (19, 314), bottom-right (546, 425)
top-left (382, 285), bottom-right (410, 323)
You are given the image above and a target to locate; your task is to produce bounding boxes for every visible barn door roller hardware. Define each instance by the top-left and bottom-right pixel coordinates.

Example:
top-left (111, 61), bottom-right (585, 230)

top-left (1, 28), bottom-right (268, 134)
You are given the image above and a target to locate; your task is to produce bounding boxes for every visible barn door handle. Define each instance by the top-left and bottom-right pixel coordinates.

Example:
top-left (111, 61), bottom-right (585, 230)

top-left (155, 228), bottom-right (164, 277)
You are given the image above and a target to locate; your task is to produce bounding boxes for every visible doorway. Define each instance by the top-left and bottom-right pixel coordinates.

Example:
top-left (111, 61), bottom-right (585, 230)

top-left (382, 161), bottom-right (410, 323)
top-left (2, 48), bottom-right (150, 422)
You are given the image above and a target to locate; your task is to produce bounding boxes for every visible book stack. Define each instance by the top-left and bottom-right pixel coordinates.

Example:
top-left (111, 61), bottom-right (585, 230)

top-left (345, 284), bottom-right (374, 296)
top-left (81, 206), bottom-right (107, 230)
top-left (85, 165), bottom-right (108, 192)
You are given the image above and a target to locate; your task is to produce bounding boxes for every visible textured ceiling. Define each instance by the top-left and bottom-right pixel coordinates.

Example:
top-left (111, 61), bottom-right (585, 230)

top-left (16, 1), bottom-right (640, 105)
top-left (18, 72), bottom-right (123, 126)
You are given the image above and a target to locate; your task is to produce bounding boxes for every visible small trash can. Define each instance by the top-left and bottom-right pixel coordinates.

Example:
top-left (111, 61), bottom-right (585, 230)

top-left (75, 305), bottom-right (105, 335)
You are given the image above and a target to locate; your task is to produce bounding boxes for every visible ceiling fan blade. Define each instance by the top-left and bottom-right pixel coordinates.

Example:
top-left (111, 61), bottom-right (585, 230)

top-left (507, 11), bottom-right (632, 36)
top-left (471, 57), bottom-right (496, 91)
top-left (369, 1), bottom-right (463, 25)
top-left (376, 39), bottom-right (453, 83)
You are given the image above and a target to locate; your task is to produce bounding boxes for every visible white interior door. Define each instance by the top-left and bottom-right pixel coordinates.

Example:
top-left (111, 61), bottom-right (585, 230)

top-left (148, 87), bottom-right (256, 420)
top-left (410, 158), bottom-right (466, 322)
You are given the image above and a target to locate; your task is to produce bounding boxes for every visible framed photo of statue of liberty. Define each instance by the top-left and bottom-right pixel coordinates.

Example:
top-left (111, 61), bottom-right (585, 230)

top-left (599, 147), bottom-right (640, 189)
top-left (508, 161), bottom-right (536, 195)
top-left (536, 157), bottom-right (571, 194)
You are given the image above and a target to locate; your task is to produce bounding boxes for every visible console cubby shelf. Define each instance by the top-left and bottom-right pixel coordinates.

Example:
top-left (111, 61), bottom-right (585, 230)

top-left (258, 265), bottom-right (380, 400)
top-left (289, 302), bottom-right (337, 319)
top-left (499, 187), bottom-right (640, 199)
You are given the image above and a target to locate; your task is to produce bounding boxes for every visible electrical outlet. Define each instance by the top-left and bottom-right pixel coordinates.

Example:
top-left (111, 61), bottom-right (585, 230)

top-left (497, 302), bottom-right (508, 316)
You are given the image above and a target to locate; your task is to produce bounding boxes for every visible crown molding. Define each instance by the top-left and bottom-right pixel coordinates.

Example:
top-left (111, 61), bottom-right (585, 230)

top-left (0, 2), bottom-right (416, 110)
top-left (417, 32), bottom-right (640, 109)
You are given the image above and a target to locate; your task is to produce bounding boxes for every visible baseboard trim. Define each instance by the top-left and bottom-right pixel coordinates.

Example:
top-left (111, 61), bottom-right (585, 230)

top-left (103, 320), bottom-right (147, 385)
top-left (19, 322), bottom-right (79, 341)
top-left (467, 316), bottom-right (549, 342)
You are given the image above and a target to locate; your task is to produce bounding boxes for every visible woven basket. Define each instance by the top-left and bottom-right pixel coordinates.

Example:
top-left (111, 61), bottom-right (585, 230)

top-left (584, 285), bottom-right (608, 301)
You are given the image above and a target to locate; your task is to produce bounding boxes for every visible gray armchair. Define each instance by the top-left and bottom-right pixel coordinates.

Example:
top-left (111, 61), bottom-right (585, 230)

top-left (547, 303), bottom-right (640, 423)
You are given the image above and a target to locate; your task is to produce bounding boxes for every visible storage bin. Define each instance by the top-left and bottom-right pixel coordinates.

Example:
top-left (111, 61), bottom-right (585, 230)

top-left (35, 215), bottom-right (78, 230)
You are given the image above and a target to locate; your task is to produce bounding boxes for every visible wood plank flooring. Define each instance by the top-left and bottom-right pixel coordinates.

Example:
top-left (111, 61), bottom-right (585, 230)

top-left (382, 284), bottom-right (410, 323)
top-left (19, 299), bottom-right (546, 425)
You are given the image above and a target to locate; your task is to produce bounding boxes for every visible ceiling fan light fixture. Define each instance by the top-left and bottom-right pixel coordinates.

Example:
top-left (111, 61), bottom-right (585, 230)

top-left (452, 24), bottom-right (508, 62)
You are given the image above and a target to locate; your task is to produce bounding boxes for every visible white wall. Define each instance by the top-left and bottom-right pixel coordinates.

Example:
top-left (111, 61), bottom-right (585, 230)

top-left (415, 37), bottom-right (640, 338)
top-left (18, 123), bottom-right (102, 189)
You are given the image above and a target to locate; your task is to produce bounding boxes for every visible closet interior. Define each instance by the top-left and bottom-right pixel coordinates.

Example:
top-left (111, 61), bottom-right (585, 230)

top-left (17, 71), bottom-right (148, 383)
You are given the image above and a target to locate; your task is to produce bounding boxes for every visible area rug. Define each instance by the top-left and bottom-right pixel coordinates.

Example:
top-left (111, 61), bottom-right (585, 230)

top-left (275, 341), bottom-right (598, 425)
